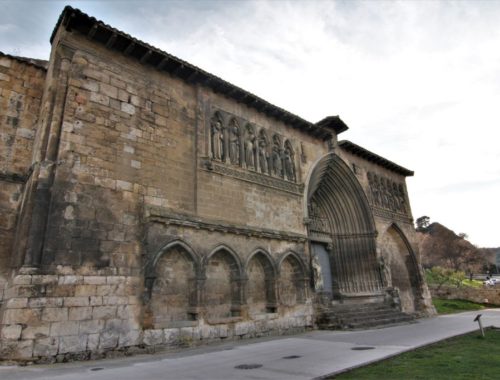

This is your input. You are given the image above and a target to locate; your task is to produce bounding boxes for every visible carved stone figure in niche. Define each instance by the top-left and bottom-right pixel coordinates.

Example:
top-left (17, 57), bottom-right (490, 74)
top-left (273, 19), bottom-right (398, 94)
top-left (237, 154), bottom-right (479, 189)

top-left (271, 134), bottom-right (283, 177)
top-left (372, 174), bottom-right (380, 206)
top-left (392, 182), bottom-right (400, 212)
top-left (257, 130), bottom-right (269, 174)
top-left (283, 140), bottom-right (296, 182)
top-left (378, 255), bottom-right (391, 287)
top-left (379, 177), bottom-right (387, 208)
top-left (210, 115), bottom-right (224, 161)
top-left (244, 124), bottom-right (256, 169)
top-left (312, 253), bottom-right (324, 291)
top-left (367, 172), bottom-right (375, 205)
top-left (385, 179), bottom-right (394, 211)
top-left (228, 119), bottom-right (240, 165)
top-left (398, 184), bottom-right (407, 213)
top-left (368, 171), bottom-right (409, 214)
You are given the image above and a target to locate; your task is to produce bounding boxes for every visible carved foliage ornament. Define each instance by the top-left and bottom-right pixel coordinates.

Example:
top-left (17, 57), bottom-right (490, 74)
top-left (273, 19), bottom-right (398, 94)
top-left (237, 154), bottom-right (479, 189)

top-left (209, 110), bottom-right (297, 183)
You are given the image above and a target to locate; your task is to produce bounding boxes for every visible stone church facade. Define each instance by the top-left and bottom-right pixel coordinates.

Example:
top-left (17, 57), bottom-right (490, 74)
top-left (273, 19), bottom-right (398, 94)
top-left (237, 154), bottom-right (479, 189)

top-left (0, 7), bottom-right (433, 362)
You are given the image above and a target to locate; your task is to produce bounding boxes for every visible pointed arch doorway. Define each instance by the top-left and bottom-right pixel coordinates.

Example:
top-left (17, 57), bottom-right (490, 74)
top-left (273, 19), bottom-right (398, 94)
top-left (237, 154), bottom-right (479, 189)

top-left (306, 153), bottom-right (383, 300)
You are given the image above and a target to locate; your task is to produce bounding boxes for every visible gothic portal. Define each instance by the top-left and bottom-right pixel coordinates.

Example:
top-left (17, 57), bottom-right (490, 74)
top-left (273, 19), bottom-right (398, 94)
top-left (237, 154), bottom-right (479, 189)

top-left (307, 153), bottom-right (382, 300)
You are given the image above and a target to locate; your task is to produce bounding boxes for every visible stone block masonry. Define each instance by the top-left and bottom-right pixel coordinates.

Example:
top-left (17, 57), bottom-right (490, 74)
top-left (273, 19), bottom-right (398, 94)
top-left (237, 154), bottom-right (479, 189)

top-left (0, 271), bottom-right (140, 361)
top-left (0, 53), bottom-right (46, 305)
top-left (0, 270), bottom-right (313, 362)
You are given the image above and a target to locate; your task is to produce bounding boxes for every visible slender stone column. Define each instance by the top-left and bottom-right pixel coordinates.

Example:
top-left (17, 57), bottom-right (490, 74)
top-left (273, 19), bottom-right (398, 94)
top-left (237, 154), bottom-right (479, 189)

top-left (23, 49), bottom-right (73, 267)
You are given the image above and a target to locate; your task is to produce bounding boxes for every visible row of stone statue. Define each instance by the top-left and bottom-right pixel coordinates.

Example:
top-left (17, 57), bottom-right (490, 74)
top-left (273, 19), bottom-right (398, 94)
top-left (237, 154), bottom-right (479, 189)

top-left (210, 112), bottom-right (296, 182)
top-left (367, 172), bottom-right (407, 214)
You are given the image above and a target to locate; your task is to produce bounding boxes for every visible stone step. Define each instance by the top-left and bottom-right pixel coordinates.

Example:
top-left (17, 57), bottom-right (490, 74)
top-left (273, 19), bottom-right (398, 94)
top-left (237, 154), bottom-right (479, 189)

top-left (322, 309), bottom-right (400, 319)
top-left (316, 302), bottom-right (415, 330)
top-left (329, 303), bottom-right (394, 312)
top-left (339, 313), bottom-right (410, 324)
top-left (318, 306), bottom-right (393, 316)
top-left (347, 316), bottom-right (415, 329)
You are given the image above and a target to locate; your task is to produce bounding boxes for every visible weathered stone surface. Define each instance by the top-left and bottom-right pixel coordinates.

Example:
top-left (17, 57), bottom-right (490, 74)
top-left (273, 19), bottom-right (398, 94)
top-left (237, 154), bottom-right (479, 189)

top-left (143, 329), bottom-right (164, 346)
top-left (59, 335), bottom-right (87, 354)
top-left (3, 308), bottom-right (41, 325)
top-left (79, 320), bottom-right (104, 334)
top-left (119, 329), bottom-right (141, 347)
top-left (68, 306), bottom-right (93, 321)
top-left (98, 331), bottom-right (118, 350)
top-left (3, 339), bottom-right (34, 359)
top-left (92, 306), bottom-right (116, 320)
top-left (21, 324), bottom-right (50, 340)
top-left (33, 337), bottom-right (59, 357)
top-left (42, 308), bottom-right (68, 322)
top-left (50, 321), bottom-right (79, 336)
top-left (64, 296), bottom-right (90, 307)
top-left (86, 333), bottom-right (99, 351)
top-left (1, 324), bottom-right (23, 340)
top-left (5, 297), bottom-right (28, 308)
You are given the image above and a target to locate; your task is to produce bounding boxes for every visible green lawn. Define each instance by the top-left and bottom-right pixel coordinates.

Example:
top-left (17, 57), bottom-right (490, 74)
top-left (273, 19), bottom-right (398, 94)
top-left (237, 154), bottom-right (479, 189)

top-left (433, 298), bottom-right (486, 314)
top-left (461, 279), bottom-right (484, 288)
top-left (332, 329), bottom-right (500, 379)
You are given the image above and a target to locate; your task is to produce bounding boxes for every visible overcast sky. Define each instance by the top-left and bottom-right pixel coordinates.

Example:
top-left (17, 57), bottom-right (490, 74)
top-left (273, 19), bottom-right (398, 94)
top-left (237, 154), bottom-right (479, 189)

top-left (1, 0), bottom-right (499, 247)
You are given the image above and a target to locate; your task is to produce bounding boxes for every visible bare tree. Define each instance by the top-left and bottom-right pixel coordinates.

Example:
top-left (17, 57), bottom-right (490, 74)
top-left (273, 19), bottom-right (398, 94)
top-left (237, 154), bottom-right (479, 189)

top-left (417, 222), bottom-right (484, 272)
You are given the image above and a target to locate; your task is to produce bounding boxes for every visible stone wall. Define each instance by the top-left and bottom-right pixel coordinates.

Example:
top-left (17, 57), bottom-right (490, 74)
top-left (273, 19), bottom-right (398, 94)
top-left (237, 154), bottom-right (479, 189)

top-left (0, 268), bottom-right (312, 362)
top-left (0, 54), bottom-right (45, 174)
top-left (36, 30), bottom-right (322, 269)
top-left (0, 54), bottom-right (46, 303)
top-left (1, 270), bottom-right (141, 361)
top-left (431, 286), bottom-right (500, 306)
top-left (0, 30), bottom-right (315, 361)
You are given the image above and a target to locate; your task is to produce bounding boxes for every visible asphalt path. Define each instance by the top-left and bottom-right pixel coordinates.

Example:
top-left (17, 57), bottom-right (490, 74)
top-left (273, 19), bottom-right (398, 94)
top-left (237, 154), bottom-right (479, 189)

top-left (1, 309), bottom-right (499, 380)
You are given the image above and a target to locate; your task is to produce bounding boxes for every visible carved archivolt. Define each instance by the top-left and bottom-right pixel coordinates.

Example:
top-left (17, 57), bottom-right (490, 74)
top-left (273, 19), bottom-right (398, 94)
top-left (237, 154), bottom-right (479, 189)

top-left (367, 172), bottom-right (407, 214)
top-left (209, 110), bottom-right (297, 183)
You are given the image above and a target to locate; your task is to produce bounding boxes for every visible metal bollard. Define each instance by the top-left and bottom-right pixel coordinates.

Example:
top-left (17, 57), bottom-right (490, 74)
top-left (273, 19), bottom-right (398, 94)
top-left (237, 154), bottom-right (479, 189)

top-left (474, 314), bottom-right (485, 337)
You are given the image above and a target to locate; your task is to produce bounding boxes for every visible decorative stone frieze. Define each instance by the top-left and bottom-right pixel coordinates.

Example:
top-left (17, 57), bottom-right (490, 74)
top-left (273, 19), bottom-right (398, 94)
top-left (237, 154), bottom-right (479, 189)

top-left (208, 109), bottom-right (298, 183)
top-left (367, 171), bottom-right (408, 215)
top-left (202, 159), bottom-right (304, 195)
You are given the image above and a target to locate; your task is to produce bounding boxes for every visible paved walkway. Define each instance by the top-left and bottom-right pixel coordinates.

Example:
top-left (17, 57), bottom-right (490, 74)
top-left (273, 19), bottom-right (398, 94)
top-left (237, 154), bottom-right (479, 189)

top-left (1, 309), bottom-right (499, 380)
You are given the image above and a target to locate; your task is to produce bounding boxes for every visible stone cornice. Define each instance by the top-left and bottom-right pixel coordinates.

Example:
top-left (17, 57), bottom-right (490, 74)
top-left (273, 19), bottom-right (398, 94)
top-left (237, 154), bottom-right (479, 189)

top-left (372, 206), bottom-right (413, 224)
top-left (145, 206), bottom-right (307, 243)
top-left (201, 159), bottom-right (304, 195)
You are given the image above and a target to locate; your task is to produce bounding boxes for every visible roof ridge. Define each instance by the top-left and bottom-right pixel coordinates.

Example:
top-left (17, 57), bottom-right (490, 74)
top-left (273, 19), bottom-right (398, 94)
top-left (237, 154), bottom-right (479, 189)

top-left (338, 140), bottom-right (414, 176)
top-left (49, 6), bottom-right (345, 139)
top-left (0, 51), bottom-right (48, 70)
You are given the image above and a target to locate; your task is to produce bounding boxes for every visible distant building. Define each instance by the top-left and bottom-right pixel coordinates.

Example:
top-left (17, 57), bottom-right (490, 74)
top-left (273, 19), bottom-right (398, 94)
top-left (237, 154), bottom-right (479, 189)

top-left (0, 7), bottom-right (433, 362)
